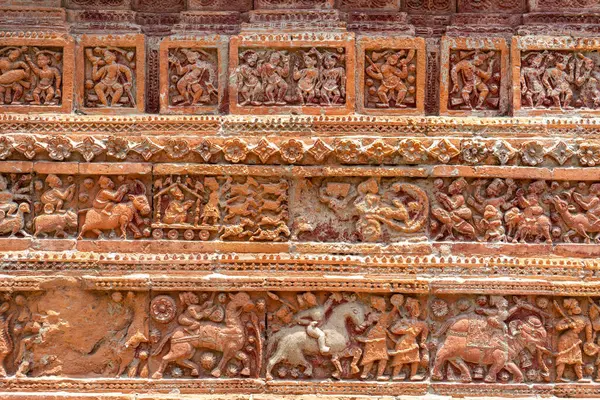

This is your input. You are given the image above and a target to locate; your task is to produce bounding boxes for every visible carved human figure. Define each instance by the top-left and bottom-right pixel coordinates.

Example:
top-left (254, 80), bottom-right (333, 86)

top-left (521, 52), bottom-right (547, 108)
top-left (162, 186), bottom-right (194, 224)
top-left (24, 51), bottom-right (61, 105)
top-left (13, 295), bottom-right (41, 378)
top-left (432, 178), bottom-right (476, 240)
top-left (508, 180), bottom-right (552, 243)
top-left (366, 49), bottom-right (414, 108)
top-left (266, 293), bottom-right (366, 380)
top-left (554, 298), bottom-right (592, 382)
top-left (236, 50), bottom-right (263, 106)
top-left (388, 297), bottom-right (428, 381)
top-left (86, 47), bottom-right (134, 107)
top-left (260, 51), bottom-right (290, 106)
top-left (293, 49), bottom-right (320, 105)
top-left (93, 176), bottom-right (128, 217)
top-left (0, 298), bottom-right (12, 377)
top-left (468, 178), bottom-right (515, 242)
top-left (169, 49), bottom-right (217, 106)
top-left (152, 292), bottom-right (254, 379)
top-left (79, 178), bottom-right (150, 239)
top-left (575, 53), bottom-right (600, 108)
top-left (40, 174), bottom-right (75, 214)
top-left (542, 54), bottom-right (574, 109)
top-left (0, 47), bottom-right (30, 105)
top-left (358, 295), bottom-right (398, 380)
top-left (294, 292), bottom-right (333, 355)
top-left (320, 52), bottom-right (345, 106)
top-left (200, 177), bottom-right (220, 226)
top-left (450, 51), bottom-right (495, 110)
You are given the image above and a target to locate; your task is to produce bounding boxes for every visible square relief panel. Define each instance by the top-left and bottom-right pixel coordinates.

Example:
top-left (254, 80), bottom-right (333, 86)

top-left (440, 36), bottom-right (509, 116)
top-left (0, 34), bottom-right (74, 113)
top-left (357, 36), bottom-right (425, 115)
top-left (229, 32), bottom-right (356, 115)
top-left (513, 36), bottom-right (600, 116)
top-left (159, 36), bottom-right (228, 115)
top-left (76, 34), bottom-right (145, 114)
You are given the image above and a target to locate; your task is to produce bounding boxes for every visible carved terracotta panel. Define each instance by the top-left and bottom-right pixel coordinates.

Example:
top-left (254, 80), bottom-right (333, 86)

top-left (229, 33), bottom-right (356, 115)
top-left (404, 0), bottom-right (456, 14)
top-left (0, 34), bottom-right (73, 114)
top-left (440, 36), bottom-right (509, 116)
top-left (357, 36), bottom-right (425, 115)
top-left (457, 0), bottom-right (526, 13)
top-left (159, 36), bottom-right (227, 115)
top-left (338, 0), bottom-right (401, 10)
top-left (513, 36), bottom-right (600, 116)
top-left (76, 34), bottom-right (145, 114)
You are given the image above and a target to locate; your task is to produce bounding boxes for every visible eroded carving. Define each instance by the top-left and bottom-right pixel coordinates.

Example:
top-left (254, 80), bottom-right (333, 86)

top-left (449, 50), bottom-right (501, 111)
top-left (0, 46), bottom-right (63, 106)
top-left (365, 49), bottom-right (417, 109)
top-left (521, 51), bottom-right (600, 110)
top-left (236, 47), bottom-right (346, 107)
top-left (0, 173), bottom-right (32, 238)
top-left (168, 48), bottom-right (218, 107)
top-left (84, 47), bottom-right (136, 108)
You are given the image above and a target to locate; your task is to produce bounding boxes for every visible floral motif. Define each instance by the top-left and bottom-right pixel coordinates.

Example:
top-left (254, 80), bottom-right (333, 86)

top-left (427, 139), bottom-right (459, 163)
top-left (132, 139), bottom-right (162, 161)
top-left (164, 138), bottom-right (190, 159)
top-left (194, 139), bottom-right (221, 162)
top-left (0, 136), bottom-right (13, 160)
top-left (461, 139), bottom-right (488, 164)
top-left (365, 139), bottom-right (395, 164)
top-left (106, 136), bottom-right (129, 160)
top-left (431, 298), bottom-right (449, 318)
top-left (307, 139), bottom-right (333, 162)
top-left (279, 139), bottom-right (304, 164)
top-left (579, 144), bottom-right (600, 167)
top-left (252, 138), bottom-right (279, 163)
top-left (46, 136), bottom-right (72, 161)
top-left (398, 139), bottom-right (426, 163)
top-left (76, 137), bottom-right (105, 162)
top-left (547, 141), bottom-right (574, 166)
top-left (521, 141), bottom-right (545, 166)
top-left (492, 140), bottom-right (517, 165)
top-left (223, 138), bottom-right (248, 163)
top-left (335, 139), bottom-right (361, 164)
top-left (14, 136), bottom-right (43, 160)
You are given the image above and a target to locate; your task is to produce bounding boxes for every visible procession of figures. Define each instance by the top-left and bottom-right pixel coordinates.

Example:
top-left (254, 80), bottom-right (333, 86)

top-left (235, 47), bottom-right (347, 107)
top-left (4, 173), bottom-right (600, 244)
top-left (521, 50), bottom-right (600, 110)
top-left (4, 288), bottom-right (600, 383)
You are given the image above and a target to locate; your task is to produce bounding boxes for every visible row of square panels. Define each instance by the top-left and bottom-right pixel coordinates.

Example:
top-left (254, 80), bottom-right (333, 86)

top-left (1, 32), bottom-right (599, 116)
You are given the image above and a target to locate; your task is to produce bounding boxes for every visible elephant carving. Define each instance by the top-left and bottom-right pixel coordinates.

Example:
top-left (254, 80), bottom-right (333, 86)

top-left (432, 315), bottom-right (548, 383)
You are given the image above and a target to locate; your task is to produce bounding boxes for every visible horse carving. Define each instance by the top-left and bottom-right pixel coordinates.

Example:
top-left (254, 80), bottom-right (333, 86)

top-left (151, 292), bottom-right (254, 379)
top-left (78, 180), bottom-right (151, 240)
top-left (266, 300), bottom-right (368, 380)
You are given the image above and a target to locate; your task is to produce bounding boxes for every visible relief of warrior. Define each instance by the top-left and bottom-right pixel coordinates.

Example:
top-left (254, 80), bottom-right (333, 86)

top-left (542, 53), bottom-right (575, 109)
top-left (450, 51), bottom-right (495, 110)
top-left (319, 52), bottom-right (345, 106)
top-left (366, 49), bottom-right (415, 108)
top-left (237, 51), bottom-right (263, 106)
top-left (521, 52), bottom-right (547, 108)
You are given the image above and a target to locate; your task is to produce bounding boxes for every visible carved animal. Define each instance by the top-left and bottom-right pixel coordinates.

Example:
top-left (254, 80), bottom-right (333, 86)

top-left (505, 207), bottom-right (552, 243)
top-left (33, 210), bottom-right (77, 238)
top-left (552, 195), bottom-right (600, 243)
top-left (151, 292), bottom-right (254, 379)
top-left (260, 182), bottom-right (288, 196)
top-left (224, 198), bottom-right (259, 223)
top-left (266, 301), bottom-right (367, 380)
top-left (219, 218), bottom-right (255, 240)
top-left (259, 198), bottom-right (286, 214)
top-left (78, 181), bottom-right (150, 240)
top-left (432, 317), bottom-right (548, 383)
top-left (0, 203), bottom-right (30, 237)
top-left (250, 223), bottom-right (290, 241)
